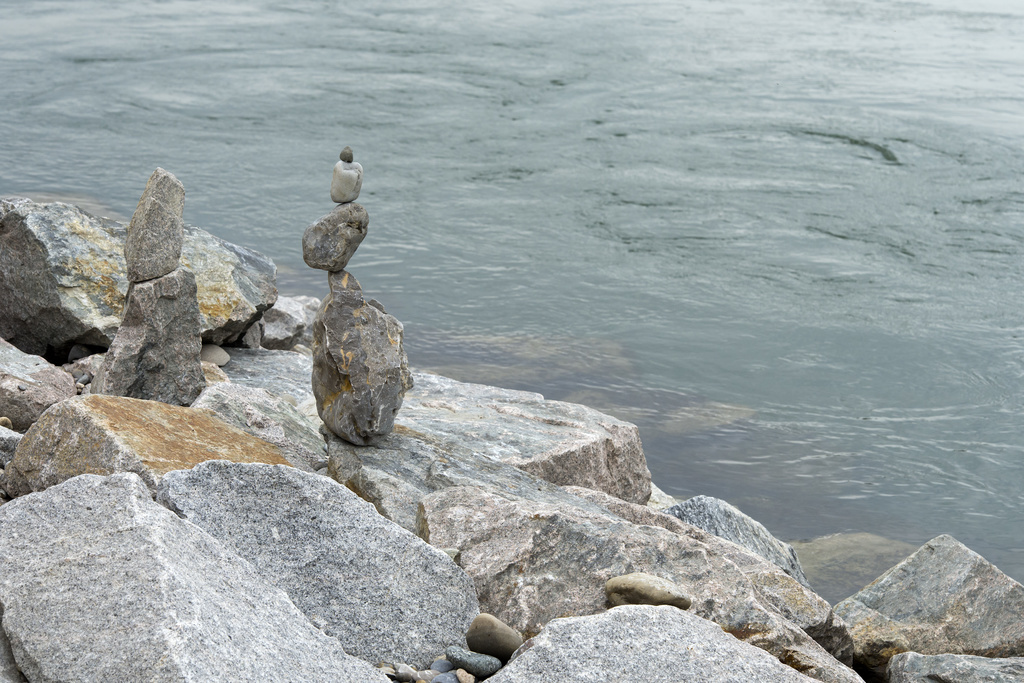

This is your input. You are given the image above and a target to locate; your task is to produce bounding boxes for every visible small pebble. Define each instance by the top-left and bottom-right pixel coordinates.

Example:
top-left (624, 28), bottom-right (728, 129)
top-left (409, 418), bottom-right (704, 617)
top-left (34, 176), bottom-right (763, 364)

top-left (416, 671), bottom-right (437, 682)
top-left (377, 664), bottom-right (396, 677)
top-left (0, 417), bottom-right (12, 430)
top-left (200, 344), bottom-right (231, 367)
top-left (76, 383), bottom-right (85, 394)
top-left (455, 670), bottom-right (475, 683)
top-left (432, 674), bottom-right (458, 683)
top-left (431, 659), bottom-right (454, 673)
top-left (17, 384), bottom-right (27, 392)
top-left (340, 146), bottom-right (354, 163)
top-left (394, 663), bottom-right (417, 682)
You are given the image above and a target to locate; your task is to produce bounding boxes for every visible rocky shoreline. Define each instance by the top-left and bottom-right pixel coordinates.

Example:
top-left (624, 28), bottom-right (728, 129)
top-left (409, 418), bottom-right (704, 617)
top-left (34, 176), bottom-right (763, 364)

top-left (1, 194), bottom-right (1023, 682)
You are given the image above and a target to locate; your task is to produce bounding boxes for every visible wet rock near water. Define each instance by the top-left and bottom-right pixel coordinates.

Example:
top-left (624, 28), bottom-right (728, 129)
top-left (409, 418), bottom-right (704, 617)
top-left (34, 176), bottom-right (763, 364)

top-left (0, 199), bottom-right (277, 356)
top-left (790, 532), bottom-right (918, 605)
top-left (666, 494), bottom-right (810, 587)
top-left (92, 266), bottom-right (205, 406)
top-left (886, 652), bottom-right (1024, 683)
top-left (158, 461), bottom-right (479, 670)
top-left (488, 605), bottom-right (820, 683)
top-left (124, 168), bottom-right (185, 283)
top-left (835, 534), bottom-right (1024, 676)
top-left (0, 339), bottom-right (76, 432)
top-left (312, 270), bottom-right (412, 445)
top-left (2, 394), bottom-right (294, 497)
top-left (0, 472), bottom-right (388, 682)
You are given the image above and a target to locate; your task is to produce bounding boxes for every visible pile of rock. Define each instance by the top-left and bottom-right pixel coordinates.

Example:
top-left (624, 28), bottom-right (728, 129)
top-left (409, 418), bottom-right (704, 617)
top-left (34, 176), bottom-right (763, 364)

top-left (303, 146), bottom-right (412, 445)
top-left (92, 169), bottom-right (205, 405)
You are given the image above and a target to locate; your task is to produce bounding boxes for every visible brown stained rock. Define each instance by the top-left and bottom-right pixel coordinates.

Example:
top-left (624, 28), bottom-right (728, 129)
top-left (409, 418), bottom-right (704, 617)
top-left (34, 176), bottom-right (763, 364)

top-left (3, 394), bottom-right (292, 497)
top-left (125, 168), bottom-right (185, 283)
top-left (0, 339), bottom-right (76, 432)
top-left (835, 534), bottom-right (1024, 677)
top-left (417, 486), bottom-right (862, 683)
top-left (312, 270), bottom-right (412, 445)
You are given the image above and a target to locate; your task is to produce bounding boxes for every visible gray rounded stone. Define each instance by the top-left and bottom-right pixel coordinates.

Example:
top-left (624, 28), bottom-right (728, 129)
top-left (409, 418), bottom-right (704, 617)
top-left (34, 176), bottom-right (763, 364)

top-left (340, 146), bottom-right (354, 163)
top-left (301, 203), bottom-right (368, 271)
top-left (605, 572), bottom-right (692, 610)
top-left (431, 659), bottom-right (454, 673)
top-left (445, 647), bottom-right (502, 678)
top-left (200, 344), bottom-right (231, 367)
top-left (432, 674), bottom-right (459, 683)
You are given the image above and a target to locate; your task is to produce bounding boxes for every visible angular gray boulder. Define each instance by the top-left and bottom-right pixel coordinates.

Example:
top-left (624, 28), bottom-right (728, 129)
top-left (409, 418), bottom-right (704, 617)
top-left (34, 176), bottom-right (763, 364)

top-left (0, 339), bottom-right (75, 432)
top-left (666, 495), bottom-right (809, 587)
top-left (835, 534), bottom-right (1024, 675)
top-left (262, 294), bottom-right (320, 350)
top-left (418, 485), bottom-right (862, 683)
top-left (312, 270), bottom-right (412, 445)
top-left (0, 199), bottom-right (277, 355)
top-left (0, 472), bottom-right (389, 682)
top-left (157, 461), bottom-right (480, 669)
top-left (887, 652), bottom-right (1024, 683)
top-left (488, 605), bottom-right (819, 683)
top-left (220, 347), bottom-right (315, 407)
top-left (92, 267), bottom-right (205, 405)
top-left (191, 383), bottom-right (325, 471)
top-left (124, 168), bottom-right (185, 282)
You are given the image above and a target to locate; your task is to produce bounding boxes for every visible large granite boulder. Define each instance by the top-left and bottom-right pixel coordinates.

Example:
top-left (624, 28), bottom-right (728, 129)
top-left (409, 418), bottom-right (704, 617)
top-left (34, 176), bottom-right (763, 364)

top-left (312, 270), bottom-right (412, 445)
top-left (2, 394), bottom-right (297, 497)
top-left (488, 605), bottom-right (819, 683)
top-left (835, 534), bottom-right (1024, 676)
top-left (221, 348), bottom-right (315, 407)
top-left (302, 204), bottom-right (368, 272)
top-left (0, 472), bottom-right (389, 682)
top-left (0, 339), bottom-right (75, 432)
top-left (564, 485), bottom-right (853, 664)
top-left (403, 372), bottom-right (650, 504)
top-left (158, 461), bottom-right (480, 669)
top-left (191, 383), bottom-right (325, 471)
top-left (92, 267), bottom-right (205, 405)
top-left (124, 168), bottom-right (184, 282)
top-left (666, 495), bottom-right (810, 587)
top-left (887, 652), bottom-right (1024, 682)
top-left (0, 620), bottom-right (18, 683)
top-left (418, 485), bottom-right (861, 683)
top-left (0, 199), bottom-right (276, 356)
top-left (262, 294), bottom-right (320, 350)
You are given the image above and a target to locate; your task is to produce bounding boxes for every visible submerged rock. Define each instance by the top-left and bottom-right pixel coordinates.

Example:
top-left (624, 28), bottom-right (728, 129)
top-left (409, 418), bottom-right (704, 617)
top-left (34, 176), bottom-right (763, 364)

top-left (835, 534), bottom-right (1024, 676)
top-left (0, 339), bottom-right (76, 432)
top-left (312, 270), bottom-right (412, 445)
top-left (0, 199), bottom-right (276, 355)
top-left (0, 472), bottom-right (389, 682)
top-left (3, 394), bottom-right (295, 497)
top-left (488, 605), bottom-right (819, 683)
top-left (666, 495), bottom-right (809, 587)
top-left (157, 461), bottom-right (479, 669)
top-left (92, 266), bottom-right (205, 406)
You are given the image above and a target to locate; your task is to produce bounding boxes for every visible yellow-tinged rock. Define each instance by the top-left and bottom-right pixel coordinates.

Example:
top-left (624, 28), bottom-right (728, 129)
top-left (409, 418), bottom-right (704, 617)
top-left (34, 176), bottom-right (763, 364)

top-left (4, 394), bottom-right (291, 497)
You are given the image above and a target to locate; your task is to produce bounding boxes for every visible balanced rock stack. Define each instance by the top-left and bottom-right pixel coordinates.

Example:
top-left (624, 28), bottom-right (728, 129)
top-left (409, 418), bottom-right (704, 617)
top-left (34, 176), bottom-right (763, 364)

top-left (92, 168), bottom-right (205, 406)
top-left (303, 147), bottom-right (412, 445)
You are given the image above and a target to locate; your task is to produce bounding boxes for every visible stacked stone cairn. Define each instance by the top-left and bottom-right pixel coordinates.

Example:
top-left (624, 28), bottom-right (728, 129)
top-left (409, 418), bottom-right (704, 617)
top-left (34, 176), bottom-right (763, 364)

top-left (303, 147), bottom-right (412, 445)
top-left (92, 169), bottom-right (205, 405)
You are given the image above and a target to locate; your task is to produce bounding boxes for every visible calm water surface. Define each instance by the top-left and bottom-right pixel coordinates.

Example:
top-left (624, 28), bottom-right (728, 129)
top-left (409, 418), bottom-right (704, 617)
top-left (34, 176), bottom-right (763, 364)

top-left (2, 0), bottom-right (1023, 596)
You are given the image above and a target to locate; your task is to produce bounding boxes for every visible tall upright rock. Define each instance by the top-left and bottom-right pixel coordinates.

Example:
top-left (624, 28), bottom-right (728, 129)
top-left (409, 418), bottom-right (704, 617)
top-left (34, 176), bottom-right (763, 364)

top-left (93, 169), bottom-right (205, 406)
top-left (303, 148), bottom-right (412, 445)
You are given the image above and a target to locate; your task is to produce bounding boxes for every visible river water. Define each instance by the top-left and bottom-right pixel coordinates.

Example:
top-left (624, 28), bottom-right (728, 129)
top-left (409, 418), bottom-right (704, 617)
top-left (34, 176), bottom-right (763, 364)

top-left (2, 0), bottom-right (1023, 596)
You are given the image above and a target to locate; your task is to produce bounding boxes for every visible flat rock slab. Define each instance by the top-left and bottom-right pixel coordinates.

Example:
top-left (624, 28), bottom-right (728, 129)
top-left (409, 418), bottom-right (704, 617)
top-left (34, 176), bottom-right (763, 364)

top-left (0, 339), bottom-right (75, 432)
top-left (489, 605), bottom-right (819, 683)
top-left (0, 200), bottom-right (276, 355)
top-left (0, 472), bottom-right (389, 682)
top-left (396, 372), bottom-right (651, 505)
top-left (191, 383), bottom-right (325, 471)
top-left (157, 461), bottom-right (479, 669)
top-left (666, 495), bottom-right (809, 587)
top-left (220, 348), bottom-right (315, 407)
top-left (887, 652), bottom-right (1024, 683)
top-left (92, 266), bottom-right (205, 406)
top-left (418, 485), bottom-right (862, 683)
top-left (835, 534), bottom-right (1024, 675)
top-left (3, 394), bottom-right (294, 497)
